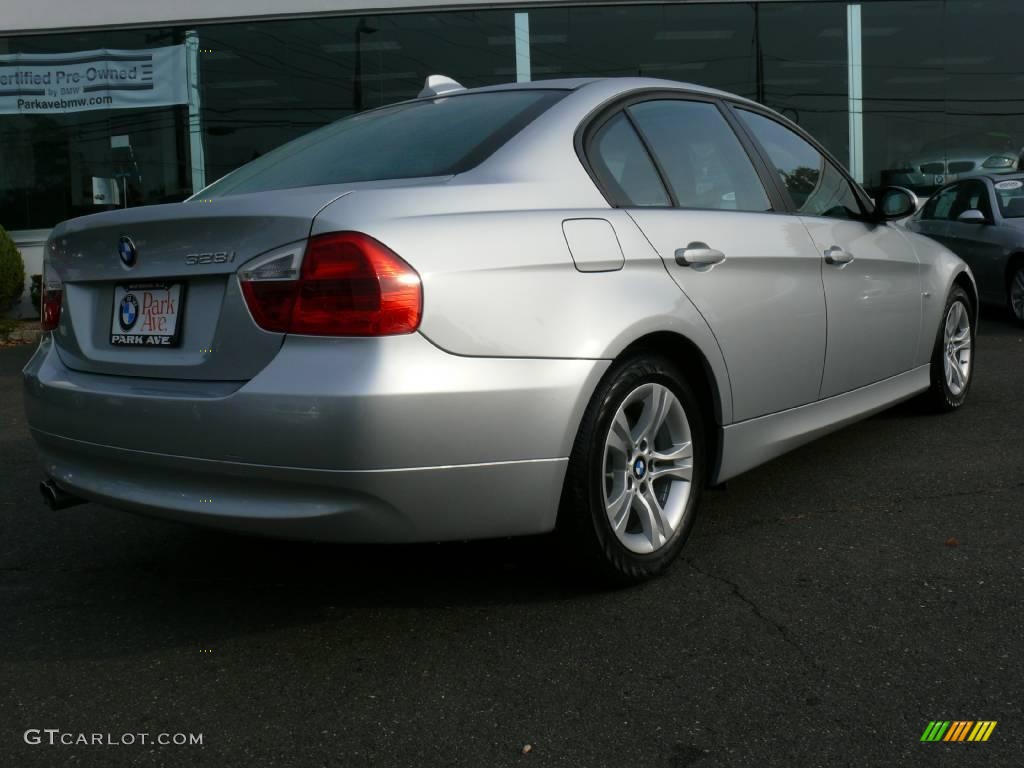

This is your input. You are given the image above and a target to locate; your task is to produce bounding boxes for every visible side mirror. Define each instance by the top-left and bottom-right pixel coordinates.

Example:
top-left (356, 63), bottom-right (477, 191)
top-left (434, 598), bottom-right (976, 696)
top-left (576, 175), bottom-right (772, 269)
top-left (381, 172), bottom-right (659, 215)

top-left (875, 186), bottom-right (919, 220)
top-left (957, 209), bottom-right (987, 224)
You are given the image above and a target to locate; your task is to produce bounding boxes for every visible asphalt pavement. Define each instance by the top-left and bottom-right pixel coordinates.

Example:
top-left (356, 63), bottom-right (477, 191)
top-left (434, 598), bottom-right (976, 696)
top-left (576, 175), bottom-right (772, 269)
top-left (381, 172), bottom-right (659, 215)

top-left (1, 311), bottom-right (1022, 768)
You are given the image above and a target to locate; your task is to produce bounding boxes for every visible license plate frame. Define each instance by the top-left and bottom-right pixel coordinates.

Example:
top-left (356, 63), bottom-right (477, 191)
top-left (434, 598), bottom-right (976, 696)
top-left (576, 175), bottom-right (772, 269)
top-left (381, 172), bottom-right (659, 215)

top-left (109, 282), bottom-right (186, 347)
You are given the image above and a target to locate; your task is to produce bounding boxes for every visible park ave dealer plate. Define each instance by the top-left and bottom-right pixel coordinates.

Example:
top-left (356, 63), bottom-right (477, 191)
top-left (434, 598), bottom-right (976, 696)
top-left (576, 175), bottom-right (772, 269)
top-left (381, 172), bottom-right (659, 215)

top-left (110, 283), bottom-right (185, 346)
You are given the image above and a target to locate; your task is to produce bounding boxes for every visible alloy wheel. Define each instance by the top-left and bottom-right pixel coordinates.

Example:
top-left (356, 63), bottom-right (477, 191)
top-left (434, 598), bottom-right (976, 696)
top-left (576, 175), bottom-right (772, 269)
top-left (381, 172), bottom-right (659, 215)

top-left (601, 383), bottom-right (694, 554)
top-left (1011, 267), bottom-right (1024, 322)
top-left (943, 300), bottom-right (972, 396)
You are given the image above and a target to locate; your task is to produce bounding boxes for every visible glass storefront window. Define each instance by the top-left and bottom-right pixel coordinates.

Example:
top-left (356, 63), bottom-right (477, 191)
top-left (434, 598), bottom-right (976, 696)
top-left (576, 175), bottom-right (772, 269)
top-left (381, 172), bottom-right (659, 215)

top-left (5, 0), bottom-right (1024, 233)
top-left (194, 11), bottom-right (514, 184)
top-left (942, 0), bottom-right (1024, 188)
top-left (528, 3), bottom-right (757, 97)
top-left (862, 0), bottom-right (947, 194)
top-left (0, 29), bottom-right (193, 231)
top-left (862, 0), bottom-right (1024, 196)
top-left (757, 2), bottom-right (849, 172)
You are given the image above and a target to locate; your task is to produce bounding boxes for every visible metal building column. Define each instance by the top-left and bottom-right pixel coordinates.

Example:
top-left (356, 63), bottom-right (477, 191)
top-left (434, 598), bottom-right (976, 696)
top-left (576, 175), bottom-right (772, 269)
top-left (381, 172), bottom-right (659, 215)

top-left (847, 3), bottom-right (864, 183)
top-left (514, 12), bottom-right (531, 83)
top-left (185, 30), bottom-right (207, 193)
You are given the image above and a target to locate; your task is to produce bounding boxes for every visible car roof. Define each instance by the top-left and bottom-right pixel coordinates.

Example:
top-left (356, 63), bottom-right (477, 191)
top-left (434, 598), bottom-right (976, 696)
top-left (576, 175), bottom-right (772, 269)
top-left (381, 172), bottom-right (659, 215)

top-left (466, 78), bottom-right (599, 91)
top-left (979, 171), bottom-right (1024, 184)
top-left (426, 76), bottom-right (761, 108)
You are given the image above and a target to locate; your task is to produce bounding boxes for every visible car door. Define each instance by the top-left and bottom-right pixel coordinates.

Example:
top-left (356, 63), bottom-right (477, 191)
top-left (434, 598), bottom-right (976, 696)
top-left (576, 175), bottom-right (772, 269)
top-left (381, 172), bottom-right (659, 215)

top-left (733, 107), bottom-right (922, 398)
top-left (911, 182), bottom-right (960, 250)
top-left (941, 179), bottom-right (1012, 303)
top-left (587, 96), bottom-right (828, 422)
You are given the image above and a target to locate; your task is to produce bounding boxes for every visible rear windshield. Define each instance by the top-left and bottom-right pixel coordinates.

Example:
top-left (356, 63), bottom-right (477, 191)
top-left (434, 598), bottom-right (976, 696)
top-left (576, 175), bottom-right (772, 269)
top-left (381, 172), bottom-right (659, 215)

top-left (200, 89), bottom-right (565, 198)
top-left (994, 179), bottom-right (1024, 218)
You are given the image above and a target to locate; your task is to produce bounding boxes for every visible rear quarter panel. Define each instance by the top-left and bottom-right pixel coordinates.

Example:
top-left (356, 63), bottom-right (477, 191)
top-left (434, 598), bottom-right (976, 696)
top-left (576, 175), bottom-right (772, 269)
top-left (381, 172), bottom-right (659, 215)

top-left (312, 190), bottom-right (733, 425)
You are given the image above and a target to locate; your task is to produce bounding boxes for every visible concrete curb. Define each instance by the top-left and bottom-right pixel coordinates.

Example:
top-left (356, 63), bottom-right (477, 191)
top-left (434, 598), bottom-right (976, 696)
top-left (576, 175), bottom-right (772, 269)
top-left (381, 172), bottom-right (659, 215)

top-left (1, 327), bottom-right (42, 346)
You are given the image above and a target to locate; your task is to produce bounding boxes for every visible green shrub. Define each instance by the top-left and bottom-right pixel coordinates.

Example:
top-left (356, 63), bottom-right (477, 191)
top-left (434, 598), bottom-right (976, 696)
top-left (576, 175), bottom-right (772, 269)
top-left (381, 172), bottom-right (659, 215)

top-left (0, 226), bottom-right (26, 311)
top-left (30, 274), bottom-right (42, 315)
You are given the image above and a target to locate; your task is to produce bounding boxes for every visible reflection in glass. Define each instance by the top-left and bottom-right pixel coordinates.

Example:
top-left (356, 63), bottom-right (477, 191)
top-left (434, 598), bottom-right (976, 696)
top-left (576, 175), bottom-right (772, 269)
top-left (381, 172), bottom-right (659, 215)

top-left (864, 0), bottom-right (1024, 196)
top-left (529, 4), bottom-right (756, 96)
top-left (628, 99), bottom-right (771, 212)
top-left (757, 2), bottom-right (849, 175)
top-left (589, 112), bottom-right (670, 207)
top-left (0, 29), bottom-right (191, 231)
top-left (4, 0), bottom-right (1024, 231)
top-left (739, 108), bottom-right (861, 219)
top-left (202, 90), bottom-right (564, 197)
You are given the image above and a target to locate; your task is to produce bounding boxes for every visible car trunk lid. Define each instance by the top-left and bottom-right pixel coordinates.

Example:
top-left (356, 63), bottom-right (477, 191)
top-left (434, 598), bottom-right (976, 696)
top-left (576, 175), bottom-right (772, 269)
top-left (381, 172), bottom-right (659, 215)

top-left (45, 185), bottom-right (352, 381)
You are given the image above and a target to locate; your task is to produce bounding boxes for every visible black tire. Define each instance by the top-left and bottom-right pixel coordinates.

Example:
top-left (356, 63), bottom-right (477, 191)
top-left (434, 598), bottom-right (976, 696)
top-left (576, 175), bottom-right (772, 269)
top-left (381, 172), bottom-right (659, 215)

top-left (1009, 263), bottom-right (1024, 326)
top-left (558, 354), bottom-right (705, 585)
top-left (921, 285), bottom-right (975, 412)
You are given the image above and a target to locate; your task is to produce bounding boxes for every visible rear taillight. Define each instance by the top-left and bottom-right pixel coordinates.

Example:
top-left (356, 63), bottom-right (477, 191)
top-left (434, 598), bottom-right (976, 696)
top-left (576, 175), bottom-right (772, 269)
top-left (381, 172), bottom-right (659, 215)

top-left (240, 232), bottom-right (422, 336)
top-left (40, 259), bottom-right (62, 332)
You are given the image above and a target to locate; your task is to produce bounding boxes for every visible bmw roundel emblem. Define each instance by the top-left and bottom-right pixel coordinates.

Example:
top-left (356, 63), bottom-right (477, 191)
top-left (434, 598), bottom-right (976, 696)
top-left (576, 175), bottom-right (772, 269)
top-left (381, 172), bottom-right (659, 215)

top-left (118, 235), bottom-right (138, 267)
top-left (119, 294), bottom-right (139, 331)
top-left (633, 457), bottom-right (647, 479)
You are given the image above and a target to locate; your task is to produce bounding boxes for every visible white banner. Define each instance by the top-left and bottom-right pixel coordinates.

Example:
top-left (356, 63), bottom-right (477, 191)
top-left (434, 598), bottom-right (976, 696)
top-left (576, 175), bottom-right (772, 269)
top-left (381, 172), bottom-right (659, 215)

top-left (0, 46), bottom-right (187, 115)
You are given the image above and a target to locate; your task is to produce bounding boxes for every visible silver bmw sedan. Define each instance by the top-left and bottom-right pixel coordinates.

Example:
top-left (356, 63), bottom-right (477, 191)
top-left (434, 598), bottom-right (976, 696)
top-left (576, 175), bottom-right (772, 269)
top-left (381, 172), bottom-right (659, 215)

top-left (24, 76), bottom-right (977, 582)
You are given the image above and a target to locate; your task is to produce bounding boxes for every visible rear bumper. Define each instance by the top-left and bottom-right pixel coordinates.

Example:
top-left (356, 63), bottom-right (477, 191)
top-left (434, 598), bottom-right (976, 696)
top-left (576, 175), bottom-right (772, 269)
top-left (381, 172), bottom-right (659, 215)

top-left (23, 333), bottom-right (608, 541)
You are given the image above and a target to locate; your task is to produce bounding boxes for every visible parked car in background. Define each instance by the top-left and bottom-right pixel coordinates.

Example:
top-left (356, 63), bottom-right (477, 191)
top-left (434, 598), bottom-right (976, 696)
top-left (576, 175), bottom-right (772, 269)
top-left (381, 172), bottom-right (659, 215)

top-left (907, 174), bottom-right (1024, 324)
top-left (882, 133), bottom-right (1023, 197)
top-left (24, 76), bottom-right (979, 583)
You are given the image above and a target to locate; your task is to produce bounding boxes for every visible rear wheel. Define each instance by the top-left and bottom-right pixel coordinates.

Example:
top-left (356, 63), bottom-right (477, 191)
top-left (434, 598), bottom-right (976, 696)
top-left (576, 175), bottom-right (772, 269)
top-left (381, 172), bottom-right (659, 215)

top-left (1009, 264), bottom-right (1024, 325)
top-left (559, 354), bottom-right (704, 584)
top-left (921, 286), bottom-right (974, 412)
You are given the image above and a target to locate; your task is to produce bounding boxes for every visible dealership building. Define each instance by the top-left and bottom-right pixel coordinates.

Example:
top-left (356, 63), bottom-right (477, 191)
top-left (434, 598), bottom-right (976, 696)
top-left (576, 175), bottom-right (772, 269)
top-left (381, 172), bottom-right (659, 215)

top-left (2, 0), bottom-right (1022, 317)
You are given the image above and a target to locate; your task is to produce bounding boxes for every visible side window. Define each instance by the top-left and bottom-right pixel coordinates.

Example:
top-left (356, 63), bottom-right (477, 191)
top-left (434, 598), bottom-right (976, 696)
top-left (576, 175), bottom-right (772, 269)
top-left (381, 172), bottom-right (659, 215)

top-left (964, 181), bottom-right (993, 220)
top-left (737, 109), bottom-right (863, 220)
top-left (946, 180), bottom-right (992, 222)
top-left (627, 100), bottom-right (771, 212)
top-left (921, 185), bottom-right (959, 220)
top-left (588, 112), bottom-right (670, 207)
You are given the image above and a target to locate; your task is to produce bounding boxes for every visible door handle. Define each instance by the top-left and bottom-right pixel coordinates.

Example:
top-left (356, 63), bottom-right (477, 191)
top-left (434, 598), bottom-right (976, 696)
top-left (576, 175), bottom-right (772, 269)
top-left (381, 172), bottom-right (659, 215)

top-left (674, 242), bottom-right (726, 268)
top-left (824, 245), bottom-right (854, 265)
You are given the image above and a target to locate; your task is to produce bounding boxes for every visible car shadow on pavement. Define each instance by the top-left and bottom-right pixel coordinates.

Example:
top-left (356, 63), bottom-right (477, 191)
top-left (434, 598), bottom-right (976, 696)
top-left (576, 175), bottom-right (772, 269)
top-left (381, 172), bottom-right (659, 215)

top-left (0, 515), bottom-right (618, 664)
top-left (977, 305), bottom-right (1023, 334)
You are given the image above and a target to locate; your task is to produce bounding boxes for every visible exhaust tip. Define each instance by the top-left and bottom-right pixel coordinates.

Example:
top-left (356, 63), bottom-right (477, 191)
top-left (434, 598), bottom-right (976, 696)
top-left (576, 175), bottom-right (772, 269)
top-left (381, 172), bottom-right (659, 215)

top-left (39, 479), bottom-right (86, 511)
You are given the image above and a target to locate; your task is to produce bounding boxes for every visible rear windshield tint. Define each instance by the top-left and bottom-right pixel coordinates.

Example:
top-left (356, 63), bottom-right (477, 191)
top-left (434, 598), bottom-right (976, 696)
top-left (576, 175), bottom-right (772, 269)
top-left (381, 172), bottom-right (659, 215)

top-left (201, 89), bottom-right (566, 198)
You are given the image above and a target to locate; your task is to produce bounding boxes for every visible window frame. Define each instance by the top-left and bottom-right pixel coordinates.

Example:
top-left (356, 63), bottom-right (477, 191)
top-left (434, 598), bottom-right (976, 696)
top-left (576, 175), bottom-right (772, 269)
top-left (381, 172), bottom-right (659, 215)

top-left (956, 178), bottom-right (995, 224)
top-left (920, 182), bottom-right (962, 221)
top-left (584, 110), bottom-right (673, 209)
top-left (575, 88), bottom-right (787, 213)
top-left (724, 101), bottom-right (877, 221)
